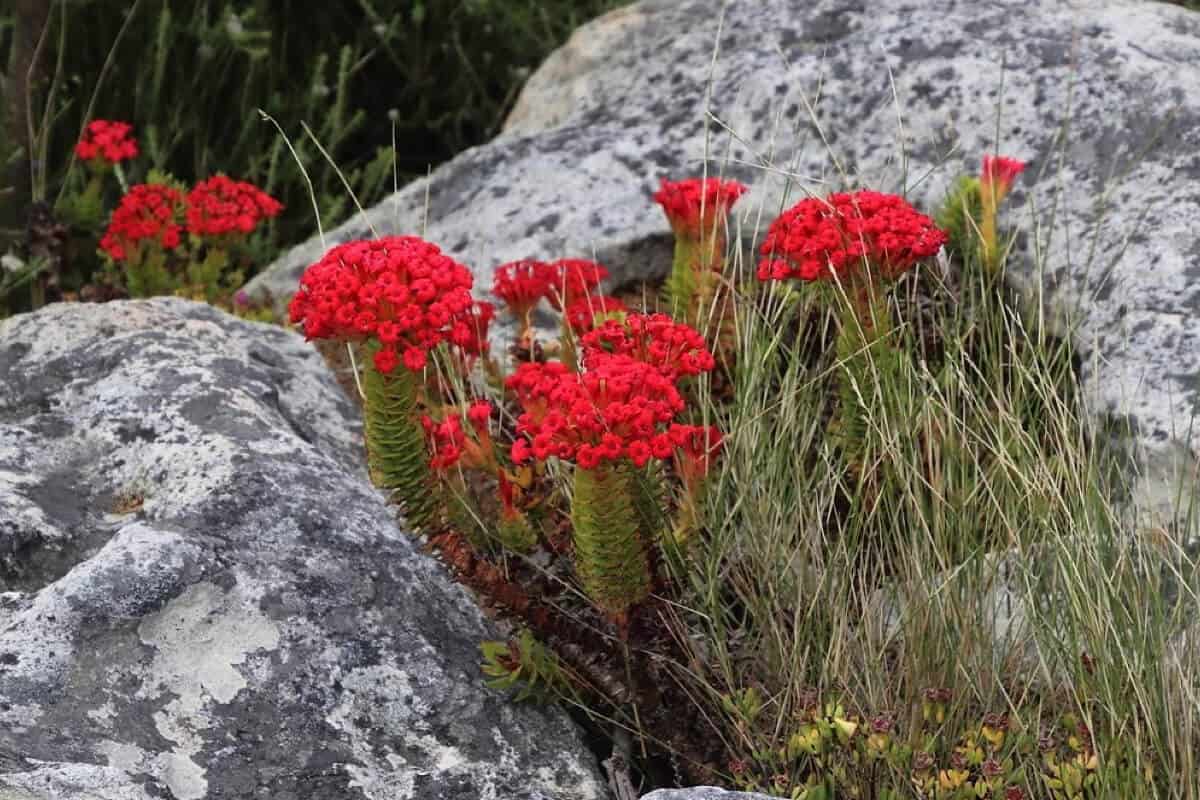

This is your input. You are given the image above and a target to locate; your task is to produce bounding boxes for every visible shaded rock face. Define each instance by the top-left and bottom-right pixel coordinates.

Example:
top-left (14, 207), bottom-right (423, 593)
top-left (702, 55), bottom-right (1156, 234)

top-left (247, 0), bottom-right (1200, 525)
top-left (0, 299), bottom-right (604, 800)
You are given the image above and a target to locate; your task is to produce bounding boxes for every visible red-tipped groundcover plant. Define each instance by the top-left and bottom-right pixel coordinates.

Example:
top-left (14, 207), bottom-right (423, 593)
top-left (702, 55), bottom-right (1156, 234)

top-left (655, 176), bottom-right (746, 325)
top-left (289, 235), bottom-right (482, 528)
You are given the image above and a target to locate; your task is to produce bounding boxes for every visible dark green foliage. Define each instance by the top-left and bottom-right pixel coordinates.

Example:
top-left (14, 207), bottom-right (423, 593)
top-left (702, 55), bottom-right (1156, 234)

top-left (0, 0), bottom-right (626, 318)
top-left (0, 0), bottom-right (626, 263)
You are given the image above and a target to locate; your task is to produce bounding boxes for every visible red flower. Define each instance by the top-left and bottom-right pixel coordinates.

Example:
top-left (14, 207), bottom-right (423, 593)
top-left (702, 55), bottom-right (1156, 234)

top-left (422, 414), bottom-right (466, 470)
top-left (186, 175), bottom-right (283, 238)
top-left (506, 354), bottom-right (690, 469)
top-left (288, 236), bottom-right (476, 375)
top-left (467, 400), bottom-right (492, 432)
top-left (564, 295), bottom-right (627, 334)
top-left (580, 313), bottom-right (715, 382)
top-left (980, 155), bottom-right (1025, 198)
top-left (545, 259), bottom-right (608, 310)
top-left (757, 190), bottom-right (946, 283)
top-left (450, 301), bottom-right (494, 357)
top-left (75, 120), bottom-right (138, 165)
top-left (99, 183), bottom-right (185, 261)
top-left (492, 260), bottom-right (555, 317)
top-left (653, 177), bottom-right (747, 237)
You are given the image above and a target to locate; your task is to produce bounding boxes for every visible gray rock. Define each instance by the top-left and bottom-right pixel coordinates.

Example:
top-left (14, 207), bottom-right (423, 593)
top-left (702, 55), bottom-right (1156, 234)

top-left (0, 298), bottom-right (605, 800)
top-left (640, 789), bottom-right (778, 800)
top-left (247, 0), bottom-right (1200, 527)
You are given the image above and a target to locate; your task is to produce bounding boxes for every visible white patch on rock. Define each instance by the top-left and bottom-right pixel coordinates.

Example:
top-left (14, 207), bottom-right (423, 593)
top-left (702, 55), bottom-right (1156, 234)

top-left (136, 580), bottom-right (281, 800)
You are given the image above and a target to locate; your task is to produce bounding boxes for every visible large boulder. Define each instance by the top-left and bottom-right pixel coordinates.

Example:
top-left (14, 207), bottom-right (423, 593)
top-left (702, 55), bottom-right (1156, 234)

top-left (247, 0), bottom-right (1200, 526)
top-left (0, 298), bottom-right (605, 800)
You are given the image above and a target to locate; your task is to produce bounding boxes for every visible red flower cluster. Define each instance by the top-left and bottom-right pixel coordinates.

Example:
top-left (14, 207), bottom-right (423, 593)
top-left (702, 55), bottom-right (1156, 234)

top-left (564, 295), bottom-right (627, 334)
top-left (492, 260), bottom-right (555, 317)
top-left (546, 259), bottom-right (608, 310)
top-left (423, 414), bottom-right (468, 470)
top-left (757, 190), bottom-right (947, 283)
top-left (288, 236), bottom-right (478, 374)
top-left (980, 155), bottom-right (1026, 198)
top-left (653, 177), bottom-right (747, 237)
top-left (422, 401), bottom-right (494, 471)
top-left (99, 183), bottom-right (185, 261)
top-left (186, 175), bottom-right (283, 237)
top-left (581, 313), bottom-right (715, 381)
top-left (75, 120), bottom-right (138, 164)
top-left (507, 354), bottom-right (688, 469)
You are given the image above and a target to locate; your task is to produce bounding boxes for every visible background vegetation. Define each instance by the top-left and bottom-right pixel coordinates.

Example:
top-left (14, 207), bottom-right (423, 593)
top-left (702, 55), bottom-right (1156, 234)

top-left (0, 0), bottom-right (625, 270)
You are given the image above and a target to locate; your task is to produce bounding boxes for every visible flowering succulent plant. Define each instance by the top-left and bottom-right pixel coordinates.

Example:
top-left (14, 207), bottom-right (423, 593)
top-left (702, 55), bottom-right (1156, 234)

top-left (936, 155), bottom-right (1026, 276)
top-left (564, 294), bottom-right (627, 335)
top-left (758, 190), bottom-right (947, 460)
top-left (74, 120), bottom-right (139, 166)
top-left (99, 183), bottom-right (187, 297)
top-left (290, 235), bottom-right (483, 528)
top-left (186, 175), bottom-right (283, 238)
top-left (581, 312), bottom-right (716, 383)
top-left (289, 235), bottom-right (477, 375)
top-left (506, 307), bottom-right (720, 619)
top-left (757, 190), bottom-right (946, 285)
top-left (545, 258), bottom-right (608, 311)
top-left (654, 177), bottom-right (746, 327)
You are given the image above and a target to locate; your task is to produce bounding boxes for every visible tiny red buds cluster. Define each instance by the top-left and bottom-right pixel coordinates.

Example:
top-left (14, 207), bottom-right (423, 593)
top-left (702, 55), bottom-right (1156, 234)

top-left (508, 355), bottom-right (687, 469)
top-left (653, 176), bottom-right (747, 237)
top-left (423, 414), bottom-right (468, 470)
top-left (186, 175), bottom-right (283, 237)
top-left (757, 190), bottom-right (946, 283)
top-left (75, 120), bottom-right (138, 165)
top-left (288, 235), bottom-right (478, 374)
top-left (99, 183), bottom-right (185, 261)
top-left (582, 312), bottom-right (715, 381)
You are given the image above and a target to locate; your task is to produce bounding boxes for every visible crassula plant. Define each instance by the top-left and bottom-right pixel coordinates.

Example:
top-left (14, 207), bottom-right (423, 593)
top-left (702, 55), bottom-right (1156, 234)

top-left (655, 177), bottom-right (746, 327)
top-left (184, 175), bottom-right (284, 299)
top-left (98, 172), bottom-right (282, 300)
top-left (758, 190), bottom-right (947, 455)
top-left (70, 120), bottom-right (284, 303)
top-left (288, 235), bottom-right (484, 529)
